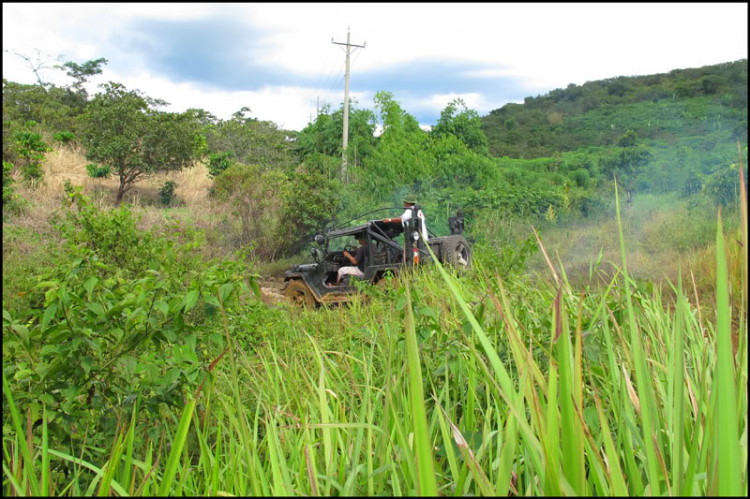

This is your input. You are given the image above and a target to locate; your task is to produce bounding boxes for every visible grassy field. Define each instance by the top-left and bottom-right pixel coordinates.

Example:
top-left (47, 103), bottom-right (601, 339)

top-left (3, 145), bottom-right (748, 496)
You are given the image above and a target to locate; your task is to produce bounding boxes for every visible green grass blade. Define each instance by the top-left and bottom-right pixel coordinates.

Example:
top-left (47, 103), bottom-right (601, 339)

top-left (404, 282), bottom-right (438, 496)
top-left (157, 396), bottom-right (197, 496)
top-left (97, 429), bottom-right (125, 496)
top-left (41, 404), bottom-right (49, 497)
top-left (1, 370), bottom-right (39, 496)
top-left (614, 179), bottom-right (662, 495)
top-left (671, 271), bottom-right (686, 495)
top-left (593, 393), bottom-right (629, 495)
top-left (714, 209), bottom-right (742, 496)
top-left (46, 449), bottom-right (129, 496)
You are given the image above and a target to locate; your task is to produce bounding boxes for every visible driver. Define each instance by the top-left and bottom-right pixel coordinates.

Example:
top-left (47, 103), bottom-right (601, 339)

top-left (331, 236), bottom-right (369, 286)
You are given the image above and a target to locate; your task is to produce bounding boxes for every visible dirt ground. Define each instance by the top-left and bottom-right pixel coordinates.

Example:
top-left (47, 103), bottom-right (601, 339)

top-left (258, 277), bottom-right (287, 306)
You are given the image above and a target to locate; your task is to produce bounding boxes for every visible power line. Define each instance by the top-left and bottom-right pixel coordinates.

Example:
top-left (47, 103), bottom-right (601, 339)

top-left (332, 27), bottom-right (366, 183)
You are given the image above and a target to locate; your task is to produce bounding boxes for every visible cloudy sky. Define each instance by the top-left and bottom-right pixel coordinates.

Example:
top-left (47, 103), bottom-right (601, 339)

top-left (3, 3), bottom-right (747, 131)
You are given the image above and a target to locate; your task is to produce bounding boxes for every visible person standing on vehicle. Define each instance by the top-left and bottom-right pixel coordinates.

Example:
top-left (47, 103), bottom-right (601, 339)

top-left (382, 195), bottom-right (429, 241)
top-left (332, 236), bottom-right (369, 286)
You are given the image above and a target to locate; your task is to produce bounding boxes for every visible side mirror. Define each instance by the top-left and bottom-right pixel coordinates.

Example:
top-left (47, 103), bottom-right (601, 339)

top-left (315, 234), bottom-right (325, 246)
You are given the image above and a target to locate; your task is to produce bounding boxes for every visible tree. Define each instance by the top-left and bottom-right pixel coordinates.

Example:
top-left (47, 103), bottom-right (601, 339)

top-left (80, 82), bottom-right (202, 203)
top-left (295, 102), bottom-right (377, 176)
top-left (203, 108), bottom-right (296, 173)
top-left (431, 98), bottom-right (489, 156)
top-left (5, 48), bottom-right (62, 89)
top-left (57, 57), bottom-right (108, 112)
top-left (599, 130), bottom-right (652, 208)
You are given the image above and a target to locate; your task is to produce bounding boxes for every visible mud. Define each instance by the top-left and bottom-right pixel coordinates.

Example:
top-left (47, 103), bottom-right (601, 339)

top-left (258, 277), bottom-right (286, 305)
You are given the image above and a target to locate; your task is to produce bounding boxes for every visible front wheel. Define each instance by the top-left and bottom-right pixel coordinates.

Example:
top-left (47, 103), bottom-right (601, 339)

top-left (284, 280), bottom-right (317, 308)
top-left (440, 235), bottom-right (471, 273)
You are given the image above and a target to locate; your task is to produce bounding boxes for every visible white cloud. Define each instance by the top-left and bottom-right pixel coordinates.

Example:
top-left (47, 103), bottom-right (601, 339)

top-left (3, 3), bottom-right (747, 131)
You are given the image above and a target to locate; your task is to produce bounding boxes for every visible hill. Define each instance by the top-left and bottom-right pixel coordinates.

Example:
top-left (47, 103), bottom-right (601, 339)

top-left (481, 59), bottom-right (748, 159)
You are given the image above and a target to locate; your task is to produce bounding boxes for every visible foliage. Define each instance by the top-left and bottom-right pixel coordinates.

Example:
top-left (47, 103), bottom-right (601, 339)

top-left (58, 58), bottom-right (108, 95)
top-left (571, 167), bottom-right (590, 187)
top-left (203, 108), bottom-right (297, 173)
top-left (599, 130), bottom-right (652, 205)
top-left (53, 131), bottom-right (76, 143)
top-left (212, 163), bottom-right (340, 259)
top-left (80, 82), bottom-right (201, 203)
top-left (85, 163), bottom-right (111, 179)
top-left (2, 161), bottom-right (18, 208)
top-left (13, 120), bottom-right (51, 181)
top-left (295, 102), bottom-right (378, 178)
top-left (702, 161), bottom-right (749, 206)
top-left (212, 162), bottom-right (290, 260)
top-left (159, 180), bottom-right (178, 206)
top-left (482, 59), bottom-right (747, 159)
top-left (279, 167), bottom-right (340, 243)
top-left (4, 184), bottom-right (257, 457)
top-left (430, 98), bottom-right (489, 156)
top-left (207, 151), bottom-right (236, 179)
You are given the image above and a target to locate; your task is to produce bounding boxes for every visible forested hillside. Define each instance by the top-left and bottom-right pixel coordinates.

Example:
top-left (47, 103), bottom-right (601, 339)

top-left (482, 59), bottom-right (747, 158)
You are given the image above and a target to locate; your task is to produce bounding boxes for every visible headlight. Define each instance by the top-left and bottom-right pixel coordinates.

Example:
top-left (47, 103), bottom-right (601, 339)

top-left (412, 231), bottom-right (420, 241)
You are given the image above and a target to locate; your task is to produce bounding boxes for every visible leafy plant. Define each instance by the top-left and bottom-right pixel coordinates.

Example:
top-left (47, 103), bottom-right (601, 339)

top-left (207, 151), bottom-right (235, 179)
top-left (53, 131), bottom-right (76, 143)
top-left (159, 180), bottom-right (178, 206)
top-left (79, 82), bottom-right (201, 203)
top-left (2, 161), bottom-right (16, 206)
top-left (13, 120), bottom-right (50, 181)
top-left (85, 163), bottom-right (111, 178)
top-left (4, 183), bottom-right (258, 459)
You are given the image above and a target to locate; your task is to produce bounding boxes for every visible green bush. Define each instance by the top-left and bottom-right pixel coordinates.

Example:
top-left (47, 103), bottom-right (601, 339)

top-left (702, 163), bottom-right (748, 206)
top-left (571, 168), bottom-right (590, 188)
top-left (13, 121), bottom-right (50, 182)
top-left (53, 131), bottom-right (76, 143)
top-left (4, 183), bottom-right (258, 452)
top-left (86, 163), bottom-right (111, 178)
top-left (3, 161), bottom-right (16, 206)
top-left (207, 151), bottom-right (236, 179)
top-left (159, 180), bottom-right (178, 206)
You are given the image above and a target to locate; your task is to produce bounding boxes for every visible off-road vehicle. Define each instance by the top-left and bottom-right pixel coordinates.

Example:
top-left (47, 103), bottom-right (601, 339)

top-left (283, 206), bottom-right (470, 307)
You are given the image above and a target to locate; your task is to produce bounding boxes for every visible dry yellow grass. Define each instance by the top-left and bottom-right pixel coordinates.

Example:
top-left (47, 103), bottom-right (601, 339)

top-left (10, 143), bottom-right (217, 230)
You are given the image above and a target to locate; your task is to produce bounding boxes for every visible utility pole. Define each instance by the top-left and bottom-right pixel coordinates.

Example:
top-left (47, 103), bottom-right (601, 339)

top-left (332, 26), bottom-right (365, 183)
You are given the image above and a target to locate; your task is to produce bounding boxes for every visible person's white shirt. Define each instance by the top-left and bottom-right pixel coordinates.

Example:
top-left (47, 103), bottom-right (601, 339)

top-left (401, 207), bottom-right (429, 241)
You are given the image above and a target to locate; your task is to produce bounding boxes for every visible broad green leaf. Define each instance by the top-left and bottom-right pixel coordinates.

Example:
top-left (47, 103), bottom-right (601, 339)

top-left (41, 302), bottom-right (58, 330)
top-left (84, 277), bottom-right (99, 298)
top-left (184, 289), bottom-right (199, 313)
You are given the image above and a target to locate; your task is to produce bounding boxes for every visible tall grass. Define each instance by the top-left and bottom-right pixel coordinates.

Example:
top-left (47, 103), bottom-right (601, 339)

top-left (3, 168), bottom-right (748, 496)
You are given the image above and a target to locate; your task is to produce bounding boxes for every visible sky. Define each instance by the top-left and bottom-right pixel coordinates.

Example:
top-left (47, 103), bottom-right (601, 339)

top-left (3, 2), bottom-right (748, 132)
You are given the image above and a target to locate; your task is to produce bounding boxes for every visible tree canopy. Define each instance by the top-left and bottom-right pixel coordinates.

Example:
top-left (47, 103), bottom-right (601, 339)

top-left (80, 82), bottom-right (203, 203)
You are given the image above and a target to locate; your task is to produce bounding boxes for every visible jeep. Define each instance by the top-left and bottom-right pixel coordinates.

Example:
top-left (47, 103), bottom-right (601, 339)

top-left (283, 206), bottom-right (470, 307)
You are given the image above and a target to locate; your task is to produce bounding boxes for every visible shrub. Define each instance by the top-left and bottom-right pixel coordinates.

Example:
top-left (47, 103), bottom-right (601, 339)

top-left (53, 131), bottom-right (76, 143)
top-left (86, 163), bottom-right (111, 178)
top-left (13, 120), bottom-right (50, 181)
top-left (159, 180), bottom-right (178, 206)
top-left (207, 151), bottom-right (236, 179)
top-left (571, 168), bottom-right (590, 188)
top-left (702, 163), bottom-right (748, 206)
top-left (4, 182), bottom-right (257, 453)
top-left (213, 162), bottom-right (289, 260)
top-left (2, 161), bottom-right (16, 206)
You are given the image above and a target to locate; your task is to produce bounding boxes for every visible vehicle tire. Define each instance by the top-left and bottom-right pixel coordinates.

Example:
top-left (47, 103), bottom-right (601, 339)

top-left (284, 280), bottom-right (317, 308)
top-left (440, 235), bottom-right (471, 272)
top-left (375, 271), bottom-right (397, 288)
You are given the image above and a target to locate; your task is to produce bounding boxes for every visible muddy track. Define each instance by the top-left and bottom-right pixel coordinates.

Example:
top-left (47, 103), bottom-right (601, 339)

top-left (258, 277), bottom-right (286, 305)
